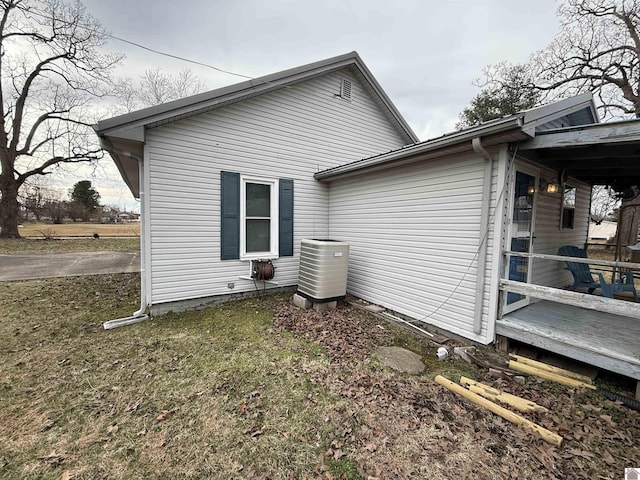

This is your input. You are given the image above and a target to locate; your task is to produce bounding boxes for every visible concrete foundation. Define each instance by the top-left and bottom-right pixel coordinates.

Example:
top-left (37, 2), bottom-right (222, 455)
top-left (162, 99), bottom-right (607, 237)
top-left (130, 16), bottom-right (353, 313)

top-left (312, 300), bottom-right (337, 312)
top-left (292, 293), bottom-right (337, 312)
top-left (292, 293), bottom-right (312, 309)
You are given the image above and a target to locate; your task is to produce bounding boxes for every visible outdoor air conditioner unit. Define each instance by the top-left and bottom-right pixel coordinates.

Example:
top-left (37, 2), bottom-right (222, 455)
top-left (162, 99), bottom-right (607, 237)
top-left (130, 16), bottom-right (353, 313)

top-left (297, 239), bottom-right (350, 302)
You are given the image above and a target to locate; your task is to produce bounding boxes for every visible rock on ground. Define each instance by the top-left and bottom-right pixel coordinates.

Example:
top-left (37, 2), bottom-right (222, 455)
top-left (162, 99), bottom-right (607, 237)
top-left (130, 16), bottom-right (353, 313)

top-left (374, 346), bottom-right (426, 374)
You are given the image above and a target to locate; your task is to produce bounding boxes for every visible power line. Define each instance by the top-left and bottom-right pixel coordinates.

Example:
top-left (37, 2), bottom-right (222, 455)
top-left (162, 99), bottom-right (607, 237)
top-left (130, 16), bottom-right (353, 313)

top-left (105, 33), bottom-right (254, 80)
top-left (24, 7), bottom-right (255, 80)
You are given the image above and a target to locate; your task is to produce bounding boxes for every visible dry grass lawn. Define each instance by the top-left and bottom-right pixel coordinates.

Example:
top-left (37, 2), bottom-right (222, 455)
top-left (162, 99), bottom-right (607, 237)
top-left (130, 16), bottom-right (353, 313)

top-left (1, 274), bottom-right (638, 479)
top-left (1, 276), bottom-right (355, 479)
top-left (0, 237), bottom-right (140, 254)
top-left (18, 222), bottom-right (140, 238)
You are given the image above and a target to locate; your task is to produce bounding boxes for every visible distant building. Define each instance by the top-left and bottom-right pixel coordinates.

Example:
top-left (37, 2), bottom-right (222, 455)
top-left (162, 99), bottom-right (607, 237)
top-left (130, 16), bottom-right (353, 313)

top-left (588, 220), bottom-right (617, 242)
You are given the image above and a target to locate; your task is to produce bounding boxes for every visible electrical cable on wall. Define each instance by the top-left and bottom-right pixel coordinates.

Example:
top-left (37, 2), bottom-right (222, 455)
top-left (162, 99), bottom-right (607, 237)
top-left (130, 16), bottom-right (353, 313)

top-left (415, 144), bottom-right (519, 323)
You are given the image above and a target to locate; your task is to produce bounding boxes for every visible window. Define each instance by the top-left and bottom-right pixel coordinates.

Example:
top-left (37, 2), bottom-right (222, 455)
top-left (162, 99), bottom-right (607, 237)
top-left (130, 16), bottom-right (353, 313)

top-left (241, 177), bottom-right (278, 258)
top-left (561, 186), bottom-right (576, 229)
top-left (220, 171), bottom-right (294, 260)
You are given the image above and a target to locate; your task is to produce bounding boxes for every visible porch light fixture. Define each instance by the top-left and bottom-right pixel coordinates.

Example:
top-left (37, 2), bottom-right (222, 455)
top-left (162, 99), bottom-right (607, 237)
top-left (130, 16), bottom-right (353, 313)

top-left (539, 178), bottom-right (560, 193)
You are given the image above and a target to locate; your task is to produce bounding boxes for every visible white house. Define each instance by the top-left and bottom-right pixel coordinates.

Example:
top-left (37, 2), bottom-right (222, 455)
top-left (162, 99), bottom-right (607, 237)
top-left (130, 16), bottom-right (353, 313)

top-left (95, 52), bottom-right (417, 313)
top-left (96, 52), bottom-right (640, 398)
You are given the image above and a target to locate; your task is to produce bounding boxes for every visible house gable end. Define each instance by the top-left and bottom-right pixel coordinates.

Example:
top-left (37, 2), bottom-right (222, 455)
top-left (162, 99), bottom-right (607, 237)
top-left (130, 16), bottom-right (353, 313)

top-left (535, 106), bottom-right (596, 133)
top-left (95, 52), bottom-right (416, 198)
top-left (144, 67), bottom-right (410, 306)
top-left (522, 93), bottom-right (598, 136)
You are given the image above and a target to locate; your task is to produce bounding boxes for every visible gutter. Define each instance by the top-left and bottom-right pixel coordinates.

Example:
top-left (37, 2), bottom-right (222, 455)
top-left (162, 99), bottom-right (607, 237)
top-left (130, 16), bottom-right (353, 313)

top-left (99, 137), bottom-right (150, 329)
top-left (471, 137), bottom-right (493, 335)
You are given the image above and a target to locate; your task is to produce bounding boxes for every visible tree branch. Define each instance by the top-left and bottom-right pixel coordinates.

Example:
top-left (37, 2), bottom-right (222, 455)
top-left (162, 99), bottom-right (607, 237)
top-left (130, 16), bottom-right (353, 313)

top-left (16, 149), bottom-right (104, 187)
top-left (16, 109), bottom-right (70, 155)
top-left (9, 51), bottom-right (68, 153)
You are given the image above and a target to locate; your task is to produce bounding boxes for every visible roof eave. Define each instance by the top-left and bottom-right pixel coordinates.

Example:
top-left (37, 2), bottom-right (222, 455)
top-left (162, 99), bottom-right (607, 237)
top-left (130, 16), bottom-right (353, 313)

top-left (94, 51), bottom-right (416, 144)
top-left (95, 52), bottom-right (361, 134)
top-left (97, 134), bottom-right (143, 198)
top-left (315, 115), bottom-right (527, 181)
top-left (521, 92), bottom-right (598, 134)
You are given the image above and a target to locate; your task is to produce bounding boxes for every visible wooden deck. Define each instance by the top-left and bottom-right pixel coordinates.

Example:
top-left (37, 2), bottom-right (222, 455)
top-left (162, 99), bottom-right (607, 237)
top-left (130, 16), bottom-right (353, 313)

top-left (496, 300), bottom-right (640, 381)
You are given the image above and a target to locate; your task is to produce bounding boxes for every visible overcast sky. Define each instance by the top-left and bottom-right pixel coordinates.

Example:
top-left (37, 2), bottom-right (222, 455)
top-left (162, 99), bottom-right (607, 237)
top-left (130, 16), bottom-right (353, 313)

top-left (70, 0), bottom-right (563, 210)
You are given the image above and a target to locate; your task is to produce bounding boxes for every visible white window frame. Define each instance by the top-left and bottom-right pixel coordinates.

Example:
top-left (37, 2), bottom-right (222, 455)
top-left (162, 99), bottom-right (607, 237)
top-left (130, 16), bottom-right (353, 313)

top-left (240, 176), bottom-right (279, 260)
top-left (561, 185), bottom-right (576, 230)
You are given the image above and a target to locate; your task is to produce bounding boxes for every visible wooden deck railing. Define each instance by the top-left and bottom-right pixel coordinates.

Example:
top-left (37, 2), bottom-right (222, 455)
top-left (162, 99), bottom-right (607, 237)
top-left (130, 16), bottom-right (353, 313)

top-left (500, 251), bottom-right (640, 319)
top-left (504, 251), bottom-right (640, 270)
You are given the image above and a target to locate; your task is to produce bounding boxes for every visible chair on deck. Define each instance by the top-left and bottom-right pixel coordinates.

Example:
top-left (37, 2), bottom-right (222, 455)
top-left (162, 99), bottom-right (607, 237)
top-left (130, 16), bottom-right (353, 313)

top-left (558, 245), bottom-right (601, 294)
top-left (595, 273), bottom-right (638, 301)
top-left (558, 245), bottom-right (638, 300)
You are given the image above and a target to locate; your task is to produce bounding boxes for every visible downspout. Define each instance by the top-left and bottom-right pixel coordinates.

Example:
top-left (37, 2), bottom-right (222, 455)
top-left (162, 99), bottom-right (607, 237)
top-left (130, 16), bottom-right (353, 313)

top-left (100, 139), bottom-right (149, 330)
top-left (471, 137), bottom-right (493, 335)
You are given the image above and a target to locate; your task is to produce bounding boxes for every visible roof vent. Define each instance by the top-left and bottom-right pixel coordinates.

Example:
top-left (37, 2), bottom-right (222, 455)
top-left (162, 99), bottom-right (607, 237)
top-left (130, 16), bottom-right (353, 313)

top-left (340, 78), bottom-right (352, 101)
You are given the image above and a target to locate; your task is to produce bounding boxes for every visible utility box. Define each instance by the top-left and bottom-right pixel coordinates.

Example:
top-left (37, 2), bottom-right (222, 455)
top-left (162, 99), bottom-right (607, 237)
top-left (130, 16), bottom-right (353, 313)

top-left (297, 239), bottom-right (349, 302)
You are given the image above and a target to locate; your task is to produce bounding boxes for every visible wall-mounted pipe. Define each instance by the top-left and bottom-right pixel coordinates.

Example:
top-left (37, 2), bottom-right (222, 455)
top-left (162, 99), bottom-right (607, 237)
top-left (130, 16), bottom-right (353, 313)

top-left (100, 138), bottom-right (149, 330)
top-left (471, 137), bottom-right (493, 335)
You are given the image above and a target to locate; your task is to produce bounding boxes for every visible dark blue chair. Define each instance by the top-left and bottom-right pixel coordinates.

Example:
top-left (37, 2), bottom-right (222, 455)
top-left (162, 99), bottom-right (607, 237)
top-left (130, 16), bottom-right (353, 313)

top-left (558, 245), bottom-right (638, 300)
top-left (558, 245), bottom-right (601, 294)
top-left (596, 272), bottom-right (638, 301)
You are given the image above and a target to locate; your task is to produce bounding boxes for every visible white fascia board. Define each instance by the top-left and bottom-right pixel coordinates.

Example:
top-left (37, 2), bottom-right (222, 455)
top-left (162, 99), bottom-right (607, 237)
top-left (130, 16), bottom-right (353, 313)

top-left (522, 92), bottom-right (598, 132)
top-left (101, 125), bottom-right (145, 143)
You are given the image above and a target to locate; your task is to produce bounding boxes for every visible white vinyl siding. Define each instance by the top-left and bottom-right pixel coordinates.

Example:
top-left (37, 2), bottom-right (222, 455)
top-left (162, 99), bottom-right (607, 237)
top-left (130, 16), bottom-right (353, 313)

top-left (146, 70), bottom-right (408, 306)
top-left (328, 149), bottom-right (503, 344)
top-left (528, 164), bottom-right (591, 290)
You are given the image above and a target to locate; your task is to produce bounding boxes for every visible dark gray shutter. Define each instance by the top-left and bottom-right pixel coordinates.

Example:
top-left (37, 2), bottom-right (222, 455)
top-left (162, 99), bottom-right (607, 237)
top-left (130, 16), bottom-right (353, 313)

top-left (279, 179), bottom-right (294, 257)
top-left (220, 171), bottom-right (240, 260)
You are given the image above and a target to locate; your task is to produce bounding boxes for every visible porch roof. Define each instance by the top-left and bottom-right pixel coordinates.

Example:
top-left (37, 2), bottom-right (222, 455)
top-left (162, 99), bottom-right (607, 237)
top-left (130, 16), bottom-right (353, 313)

top-left (519, 119), bottom-right (640, 190)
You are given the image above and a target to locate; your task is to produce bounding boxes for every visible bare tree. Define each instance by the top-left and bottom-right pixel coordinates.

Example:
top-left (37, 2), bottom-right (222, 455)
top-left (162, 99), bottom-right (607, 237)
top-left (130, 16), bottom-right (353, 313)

top-left (478, 1), bottom-right (640, 120)
top-left (590, 185), bottom-right (620, 224)
top-left (19, 175), bottom-right (48, 220)
top-left (43, 197), bottom-right (65, 224)
top-left (532, 0), bottom-right (640, 119)
top-left (0, 0), bottom-right (122, 238)
top-left (114, 67), bottom-right (206, 114)
top-left (140, 67), bottom-right (205, 105)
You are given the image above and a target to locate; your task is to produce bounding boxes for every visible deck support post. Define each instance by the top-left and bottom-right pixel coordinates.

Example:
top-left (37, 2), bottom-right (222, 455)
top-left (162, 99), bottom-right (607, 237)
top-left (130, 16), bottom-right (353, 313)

top-left (495, 335), bottom-right (510, 353)
top-left (636, 381), bottom-right (640, 401)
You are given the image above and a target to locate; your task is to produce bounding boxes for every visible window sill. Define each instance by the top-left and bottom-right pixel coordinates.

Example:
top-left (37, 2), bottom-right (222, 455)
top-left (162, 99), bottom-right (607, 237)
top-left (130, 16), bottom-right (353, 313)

top-left (240, 253), bottom-right (279, 262)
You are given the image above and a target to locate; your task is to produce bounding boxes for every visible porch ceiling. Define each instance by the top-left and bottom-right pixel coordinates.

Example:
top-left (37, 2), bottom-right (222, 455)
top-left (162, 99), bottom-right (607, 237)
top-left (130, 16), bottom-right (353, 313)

top-left (519, 119), bottom-right (640, 190)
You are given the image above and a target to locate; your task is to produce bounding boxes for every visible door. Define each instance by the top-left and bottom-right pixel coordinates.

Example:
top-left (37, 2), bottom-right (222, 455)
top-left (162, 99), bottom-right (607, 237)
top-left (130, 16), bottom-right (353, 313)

top-left (503, 170), bottom-right (537, 314)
